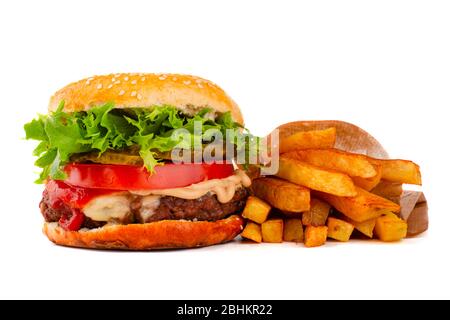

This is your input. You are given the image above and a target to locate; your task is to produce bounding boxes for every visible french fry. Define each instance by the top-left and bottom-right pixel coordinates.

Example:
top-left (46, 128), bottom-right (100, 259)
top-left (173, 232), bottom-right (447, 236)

top-left (370, 159), bottom-right (422, 185)
top-left (241, 222), bottom-right (262, 243)
top-left (316, 187), bottom-right (400, 222)
top-left (276, 157), bottom-right (357, 196)
top-left (279, 127), bottom-right (336, 153)
top-left (241, 196), bottom-right (271, 224)
top-left (302, 198), bottom-right (330, 226)
top-left (283, 148), bottom-right (377, 178)
top-left (347, 217), bottom-right (377, 238)
top-left (375, 213), bottom-right (408, 242)
top-left (327, 217), bottom-right (354, 242)
top-left (261, 219), bottom-right (284, 243)
top-left (252, 177), bottom-right (310, 212)
top-left (352, 164), bottom-right (383, 191)
top-left (283, 219), bottom-right (304, 242)
top-left (304, 226), bottom-right (328, 247)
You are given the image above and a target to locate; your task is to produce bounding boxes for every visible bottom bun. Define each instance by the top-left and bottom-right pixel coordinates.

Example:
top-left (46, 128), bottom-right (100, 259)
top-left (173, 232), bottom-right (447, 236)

top-left (43, 215), bottom-right (244, 250)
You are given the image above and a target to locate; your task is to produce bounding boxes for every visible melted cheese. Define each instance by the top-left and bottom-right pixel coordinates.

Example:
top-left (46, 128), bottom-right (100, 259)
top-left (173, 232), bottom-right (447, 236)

top-left (83, 194), bottom-right (130, 222)
top-left (131, 169), bottom-right (251, 203)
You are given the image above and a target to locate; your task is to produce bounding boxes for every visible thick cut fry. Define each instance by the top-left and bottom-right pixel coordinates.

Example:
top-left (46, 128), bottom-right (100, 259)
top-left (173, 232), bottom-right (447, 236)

top-left (283, 219), bottom-right (304, 242)
top-left (241, 196), bottom-right (271, 224)
top-left (347, 217), bottom-right (377, 238)
top-left (302, 198), bottom-right (330, 226)
top-left (304, 226), bottom-right (328, 247)
top-left (279, 127), bottom-right (336, 153)
top-left (352, 164), bottom-right (383, 191)
top-left (283, 148), bottom-right (377, 178)
top-left (261, 219), bottom-right (284, 243)
top-left (241, 222), bottom-right (262, 243)
top-left (370, 159), bottom-right (422, 185)
top-left (375, 213), bottom-right (407, 242)
top-left (276, 157), bottom-right (357, 196)
top-left (316, 187), bottom-right (400, 222)
top-left (252, 177), bottom-right (310, 212)
top-left (327, 217), bottom-right (354, 242)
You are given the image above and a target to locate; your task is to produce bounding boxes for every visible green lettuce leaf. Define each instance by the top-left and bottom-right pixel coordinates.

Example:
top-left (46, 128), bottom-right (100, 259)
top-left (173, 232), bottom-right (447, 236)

top-left (24, 102), bottom-right (259, 183)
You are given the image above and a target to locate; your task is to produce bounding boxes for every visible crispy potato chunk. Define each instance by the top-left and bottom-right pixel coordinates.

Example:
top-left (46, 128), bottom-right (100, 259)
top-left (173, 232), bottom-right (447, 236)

top-left (261, 219), bottom-right (284, 243)
top-left (370, 159), bottom-right (422, 185)
top-left (242, 196), bottom-right (271, 224)
top-left (279, 127), bottom-right (336, 153)
top-left (327, 217), bottom-right (354, 242)
top-left (352, 164), bottom-right (383, 191)
top-left (304, 226), bottom-right (328, 247)
top-left (375, 213), bottom-right (408, 242)
top-left (276, 157), bottom-right (357, 196)
top-left (283, 148), bottom-right (377, 178)
top-left (252, 177), bottom-right (310, 212)
top-left (283, 219), bottom-right (304, 242)
top-left (241, 222), bottom-right (262, 243)
top-left (302, 198), bottom-right (330, 226)
top-left (316, 187), bottom-right (400, 222)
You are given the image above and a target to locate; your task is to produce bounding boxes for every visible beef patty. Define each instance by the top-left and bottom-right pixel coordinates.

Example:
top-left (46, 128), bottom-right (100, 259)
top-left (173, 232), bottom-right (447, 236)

top-left (40, 188), bottom-right (248, 229)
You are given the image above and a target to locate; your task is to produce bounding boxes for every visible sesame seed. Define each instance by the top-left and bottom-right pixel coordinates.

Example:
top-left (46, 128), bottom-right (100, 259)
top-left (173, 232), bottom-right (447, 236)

top-left (198, 84), bottom-right (204, 89)
top-left (159, 76), bottom-right (166, 80)
top-left (124, 76), bottom-right (129, 81)
top-left (137, 93), bottom-right (143, 100)
top-left (111, 78), bottom-right (116, 82)
top-left (115, 80), bottom-right (121, 84)
top-left (97, 84), bottom-right (103, 89)
top-left (119, 90), bottom-right (125, 96)
top-left (183, 80), bottom-right (191, 85)
top-left (141, 77), bottom-right (146, 81)
top-left (107, 84), bottom-right (113, 89)
top-left (195, 79), bottom-right (203, 83)
top-left (130, 91), bottom-right (137, 97)
top-left (172, 77), bottom-right (178, 81)
top-left (86, 80), bottom-right (91, 85)
top-left (131, 80), bottom-right (137, 84)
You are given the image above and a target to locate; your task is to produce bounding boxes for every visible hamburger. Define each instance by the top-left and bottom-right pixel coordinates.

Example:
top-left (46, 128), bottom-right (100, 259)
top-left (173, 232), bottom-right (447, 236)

top-left (24, 73), bottom-right (257, 250)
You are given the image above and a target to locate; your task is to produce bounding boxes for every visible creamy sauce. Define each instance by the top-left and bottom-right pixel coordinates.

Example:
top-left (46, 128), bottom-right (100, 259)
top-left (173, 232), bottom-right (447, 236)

top-left (130, 169), bottom-right (251, 203)
top-left (82, 170), bottom-right (251, 222)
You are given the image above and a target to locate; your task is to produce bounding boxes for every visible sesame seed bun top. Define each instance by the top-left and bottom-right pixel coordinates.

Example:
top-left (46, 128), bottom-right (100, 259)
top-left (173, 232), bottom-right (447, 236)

top-left (48, 73), bottom-right (244, 125)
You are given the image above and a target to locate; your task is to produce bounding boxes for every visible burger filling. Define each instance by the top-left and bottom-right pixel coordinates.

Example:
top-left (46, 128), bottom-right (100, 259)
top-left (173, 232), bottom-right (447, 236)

top-left (25, 103), bottom-right (260, 231)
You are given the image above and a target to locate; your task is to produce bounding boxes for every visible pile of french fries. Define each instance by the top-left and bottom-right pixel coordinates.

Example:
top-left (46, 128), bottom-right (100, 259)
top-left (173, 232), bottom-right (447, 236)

top-left (241, 127), bottom-right (422, 247)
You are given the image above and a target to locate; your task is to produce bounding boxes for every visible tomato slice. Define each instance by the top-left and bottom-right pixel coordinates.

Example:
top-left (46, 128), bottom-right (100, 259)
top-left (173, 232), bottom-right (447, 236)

top-left (64, 163), bottom-right (234, 190)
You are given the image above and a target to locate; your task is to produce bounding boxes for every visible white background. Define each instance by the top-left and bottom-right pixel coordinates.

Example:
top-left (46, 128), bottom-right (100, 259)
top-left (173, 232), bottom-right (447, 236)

top-left (1, 0), bottom-right (449, 299)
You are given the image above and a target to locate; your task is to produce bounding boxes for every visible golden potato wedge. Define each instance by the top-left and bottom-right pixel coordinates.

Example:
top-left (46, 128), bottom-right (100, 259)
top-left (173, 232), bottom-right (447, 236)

top-left (370, 159), bottom-right (422, 185)
top-left (276, 157), bottom-right (357, 196)
top-left (352, 164), bottom-right (383, 191)
top-left (241, 222), bottom-right (262, 243)
top-left (347, 217), bottom-right (377, 238)
top-left (304, 226), bottom-right (328, 248)
top-left (315, 187), bottom-right (400, 222)
top-left (375, 213), bottom-right (408, 242)
top-left (283, 148), bottom-right (377, 178)
top-left (302, 198), bottom-right (330, 226)
top-left (327, 217), bottom-right (354, 242)
top-left (261, 219), bottom-right (284, 243)
top-left (279, 127), bottom-right (336, 153)
top-left (283, 219), bottom-right (304, 242)
top-left (252, 177), bottom-right (310, 212)
top-left (242, 196), bottom-right (271, 224)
